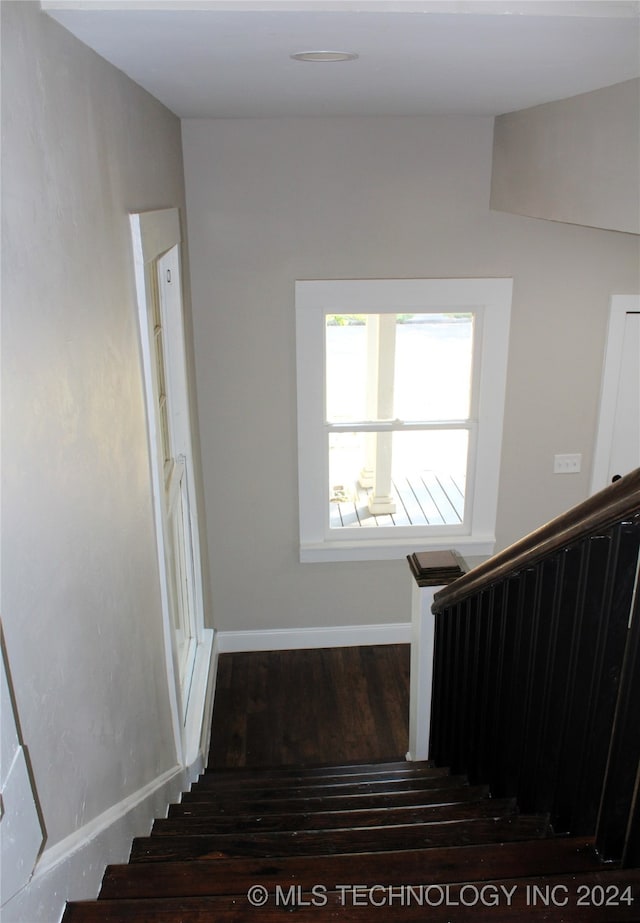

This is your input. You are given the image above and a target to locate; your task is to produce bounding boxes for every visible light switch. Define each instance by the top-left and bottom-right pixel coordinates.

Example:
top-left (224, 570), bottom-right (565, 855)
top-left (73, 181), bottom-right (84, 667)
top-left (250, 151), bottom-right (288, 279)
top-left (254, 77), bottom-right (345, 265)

top-left (554, 453), bottom-right (582, 474)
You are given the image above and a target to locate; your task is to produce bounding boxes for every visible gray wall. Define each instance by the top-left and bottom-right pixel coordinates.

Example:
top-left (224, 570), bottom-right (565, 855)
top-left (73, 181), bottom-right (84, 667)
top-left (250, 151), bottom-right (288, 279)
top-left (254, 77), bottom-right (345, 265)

top-left (2, 2), bottom-right (195, 917)
top-left (182, 114), bottom-right (639, 633)
top-left (3, 3), bottom-right (638, 912)
top-left (491, 80), bottom-right (640, 234)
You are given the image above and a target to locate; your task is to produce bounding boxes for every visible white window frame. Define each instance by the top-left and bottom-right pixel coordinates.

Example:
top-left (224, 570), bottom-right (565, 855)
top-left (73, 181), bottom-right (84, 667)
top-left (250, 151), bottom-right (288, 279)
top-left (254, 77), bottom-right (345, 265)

top-left (295, 278), bottom-right (512, 563)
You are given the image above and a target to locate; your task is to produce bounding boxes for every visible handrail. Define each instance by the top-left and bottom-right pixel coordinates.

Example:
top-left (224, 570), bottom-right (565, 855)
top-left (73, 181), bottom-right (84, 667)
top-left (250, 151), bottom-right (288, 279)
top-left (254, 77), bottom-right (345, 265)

top-left (433, 467), bottom-right (640, 613)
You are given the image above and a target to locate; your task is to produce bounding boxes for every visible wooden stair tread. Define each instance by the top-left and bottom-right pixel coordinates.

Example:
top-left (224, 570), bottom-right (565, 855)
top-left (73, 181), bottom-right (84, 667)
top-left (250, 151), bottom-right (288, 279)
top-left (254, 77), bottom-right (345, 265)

top-left (65, 869), bottom-right (640, 922)
top-left (62, 754), bottom-right (637, 922)
top-left (100, 836), bottom-right (603, 900)
top-left (129, 814), bottom-right (551, 862)
top-left (170, 783), bottom-right (489, 817)
top-left (199, 762), bottom-right (443, 790)
top-left (179, 774), bottom-right (472, 812)
top-left (152, 797), bottom-right (517, 835)
top-left (205, 758), bottom-right (427, 778)
top-left (191, 770), bottom-right (451, 796)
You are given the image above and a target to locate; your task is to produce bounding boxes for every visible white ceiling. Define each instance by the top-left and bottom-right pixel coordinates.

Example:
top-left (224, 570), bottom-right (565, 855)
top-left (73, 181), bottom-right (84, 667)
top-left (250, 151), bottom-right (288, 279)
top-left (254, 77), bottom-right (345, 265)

top-left (43, 1), bottom-right (640, 119)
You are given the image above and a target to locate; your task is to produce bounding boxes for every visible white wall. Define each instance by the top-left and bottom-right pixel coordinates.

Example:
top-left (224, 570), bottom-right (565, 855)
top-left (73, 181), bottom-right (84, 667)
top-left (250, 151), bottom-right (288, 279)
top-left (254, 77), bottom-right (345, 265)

top-left (491, 80), bottom-right (640, 234)
top-left (1, 3), bottom-right (199, 919)
top-left (182, 115), bottom-right (639, 634)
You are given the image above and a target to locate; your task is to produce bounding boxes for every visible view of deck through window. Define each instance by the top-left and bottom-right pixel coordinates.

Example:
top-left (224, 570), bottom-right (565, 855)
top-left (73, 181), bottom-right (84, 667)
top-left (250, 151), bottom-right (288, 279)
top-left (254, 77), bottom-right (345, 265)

top-left (325, 312), bottom-right (474, 529)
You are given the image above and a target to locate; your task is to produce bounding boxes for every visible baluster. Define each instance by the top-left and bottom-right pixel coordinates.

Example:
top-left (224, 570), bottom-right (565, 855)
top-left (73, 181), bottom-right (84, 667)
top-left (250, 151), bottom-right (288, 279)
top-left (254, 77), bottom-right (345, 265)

top-left (552, 534), bottom-right (611, 831)
top-left (428, 609), bottom-right (446, 764)
top-left (534, 543), bottom-right (585, 813)
top-left (453, 597), bottom-right (476, 776)
top-left (488, 576), bottom-right (520, 796)
top-left (518, 555), bottom-right (560, 811)
top-left (469, 587), bottom-right (499, 784)
top-left (447, 602), bottom-right (466, 774)
top-left (499, 568), bottom-right (537, 800)
top-left (623, 792), bottom-right (640, 868)
top-left (596, 553), bottom-right (640, 863)
top-left (571, 522), bottom-right (638, 834)
top-left (430, 604), bottom-right (456, 767)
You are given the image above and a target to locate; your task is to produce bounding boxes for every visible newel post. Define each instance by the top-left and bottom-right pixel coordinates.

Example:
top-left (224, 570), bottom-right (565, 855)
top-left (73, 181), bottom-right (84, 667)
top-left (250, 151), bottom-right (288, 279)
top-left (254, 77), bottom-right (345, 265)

top-left (406, 551), bottom-right (465, 762)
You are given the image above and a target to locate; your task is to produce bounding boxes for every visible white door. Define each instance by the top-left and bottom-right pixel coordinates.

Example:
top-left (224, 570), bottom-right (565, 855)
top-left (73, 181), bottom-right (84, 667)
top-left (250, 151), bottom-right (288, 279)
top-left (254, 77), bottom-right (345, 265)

top-left (608, 312), bottom-right (640, 480)
top-left (592, 296), bottom-right (640, 491)
top-left (130, 208), bottom-right (212, 765)
top-left (155, 246), bottom-right (197, 696)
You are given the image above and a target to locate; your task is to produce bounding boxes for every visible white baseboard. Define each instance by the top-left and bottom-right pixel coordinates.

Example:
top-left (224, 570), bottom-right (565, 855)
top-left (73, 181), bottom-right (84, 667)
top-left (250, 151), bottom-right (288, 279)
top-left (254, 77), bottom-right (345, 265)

top-left (215, 622), bottom-right (411, 653)
top-left (2, 762), bottom-right (201, 923)
top-left (1, 633), bottom-right (219, 923)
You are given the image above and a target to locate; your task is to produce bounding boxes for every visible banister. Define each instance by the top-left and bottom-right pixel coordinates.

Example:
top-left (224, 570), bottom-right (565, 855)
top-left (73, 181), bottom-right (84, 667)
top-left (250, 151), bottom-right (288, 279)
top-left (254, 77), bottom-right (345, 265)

top-left (433, 467), bottom-right (640, 613)
top-left (425, 465), bottom-right (640, 866)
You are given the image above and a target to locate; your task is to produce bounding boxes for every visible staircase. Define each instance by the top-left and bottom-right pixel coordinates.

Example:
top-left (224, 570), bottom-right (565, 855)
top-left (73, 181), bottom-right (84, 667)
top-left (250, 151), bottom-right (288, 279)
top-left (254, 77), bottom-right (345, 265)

top-left (63, 758), bottom-right (640, 922)
top-left (63, 473), bottom-right (640, 920)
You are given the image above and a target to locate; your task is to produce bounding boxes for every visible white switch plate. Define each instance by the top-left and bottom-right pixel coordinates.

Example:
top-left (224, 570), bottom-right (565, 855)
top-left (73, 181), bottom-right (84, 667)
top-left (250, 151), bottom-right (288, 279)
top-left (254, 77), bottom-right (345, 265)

top-left (554, 453), bottom-right (582, 474)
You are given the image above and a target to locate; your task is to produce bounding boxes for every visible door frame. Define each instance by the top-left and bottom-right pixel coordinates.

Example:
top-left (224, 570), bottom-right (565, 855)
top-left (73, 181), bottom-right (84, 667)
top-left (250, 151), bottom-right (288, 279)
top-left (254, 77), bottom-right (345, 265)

top-left (130, 207), bottom-right (213, 767)
top-left (591, 295), bottom-right (640, 493)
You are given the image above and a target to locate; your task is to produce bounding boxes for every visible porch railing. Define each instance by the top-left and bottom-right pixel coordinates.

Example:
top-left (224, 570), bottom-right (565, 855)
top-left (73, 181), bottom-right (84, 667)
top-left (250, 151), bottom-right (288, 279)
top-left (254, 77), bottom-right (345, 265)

top-left (429, 468), bottom-right (640, 866)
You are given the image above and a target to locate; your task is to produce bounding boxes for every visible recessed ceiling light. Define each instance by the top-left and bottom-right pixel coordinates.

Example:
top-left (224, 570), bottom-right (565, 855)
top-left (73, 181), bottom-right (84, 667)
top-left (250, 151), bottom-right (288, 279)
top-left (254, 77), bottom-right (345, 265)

top-left (290, 51), bottom-right (359, 63)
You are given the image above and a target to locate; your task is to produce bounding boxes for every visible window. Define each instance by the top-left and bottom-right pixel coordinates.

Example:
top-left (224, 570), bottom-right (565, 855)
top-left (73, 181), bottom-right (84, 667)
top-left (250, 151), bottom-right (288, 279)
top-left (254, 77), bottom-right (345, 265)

top-left (296, 279), bottom-right (512, 562)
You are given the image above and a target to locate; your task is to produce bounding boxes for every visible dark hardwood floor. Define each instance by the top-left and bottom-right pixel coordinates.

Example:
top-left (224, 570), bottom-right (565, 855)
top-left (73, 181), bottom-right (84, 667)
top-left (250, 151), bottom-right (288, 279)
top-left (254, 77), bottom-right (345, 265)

top-left (208, 644), bottom-right (410, 768)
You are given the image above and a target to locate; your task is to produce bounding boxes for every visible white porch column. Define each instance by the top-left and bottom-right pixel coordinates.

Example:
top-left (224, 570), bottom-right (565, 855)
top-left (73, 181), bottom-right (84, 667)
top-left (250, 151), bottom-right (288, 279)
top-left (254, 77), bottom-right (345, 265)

top-left (366, 313), bottom-right (397, 515)
top-left (358, 315), bottom-right (379, 489)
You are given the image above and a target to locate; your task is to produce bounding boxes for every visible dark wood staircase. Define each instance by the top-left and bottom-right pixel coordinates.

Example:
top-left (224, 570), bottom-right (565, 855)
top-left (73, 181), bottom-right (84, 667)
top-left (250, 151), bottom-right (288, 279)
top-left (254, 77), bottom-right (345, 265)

top-left (63, 758), bottom-right (640, 921)
top-left (63, 473), bottom-right (640, 920)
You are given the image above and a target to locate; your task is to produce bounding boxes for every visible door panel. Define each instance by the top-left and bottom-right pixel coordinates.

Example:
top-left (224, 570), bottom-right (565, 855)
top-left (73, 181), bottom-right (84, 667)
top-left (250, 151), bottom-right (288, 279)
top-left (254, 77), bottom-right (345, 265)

top-left (155, 247), bottom-right (198, 715)
top-left (165, 457), bottom-right (196, 693)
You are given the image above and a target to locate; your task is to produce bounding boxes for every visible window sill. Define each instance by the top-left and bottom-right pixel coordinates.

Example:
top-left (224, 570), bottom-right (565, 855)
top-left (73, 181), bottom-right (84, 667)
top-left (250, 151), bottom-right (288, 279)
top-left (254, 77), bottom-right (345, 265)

top-left (300, 534), bottom-right (497, 563)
